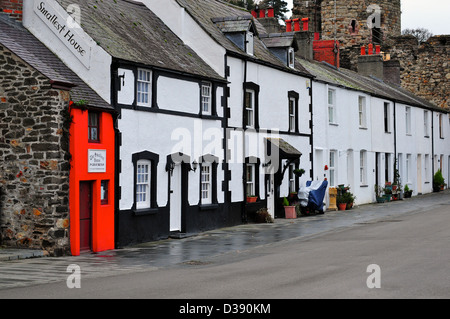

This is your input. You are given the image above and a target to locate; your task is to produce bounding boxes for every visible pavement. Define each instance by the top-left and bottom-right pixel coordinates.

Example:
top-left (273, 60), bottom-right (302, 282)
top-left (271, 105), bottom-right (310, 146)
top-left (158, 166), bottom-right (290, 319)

top-left (0, 190), bottom-right (449, 290)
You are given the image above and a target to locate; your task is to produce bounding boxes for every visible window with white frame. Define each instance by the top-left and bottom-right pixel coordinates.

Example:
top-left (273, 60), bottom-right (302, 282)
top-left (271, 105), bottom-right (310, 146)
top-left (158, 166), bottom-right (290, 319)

top-left (245, 89), bottom-right (255, 128)
top-left (288, 164), bottom-right (296, 193)
top-left (405, 106), bottom-right (411, 135)
top-left (328, 89), bottom-right (336, 124)
top-left (288, 47), bottom-right (295, 68)
top-left (201, 82), bottom-right (212, 115)
top-left (136, 160), bottom-right (151, 209)
top-left (424, 110), bottom-right (429, 137)
top-left (246, 31), bottom-right (254, 56)
top-left (439, 114), bottom-right (444, 139)
top-left (329, 151), bottom-right (336, 186)
top-left (246, 164), bottom-right (255, 196)
top-left (137, 69), bottom-right (151, 107)
top-left (201, 164), bottom-right (212, 204)
top-left (289, 97), bottom-right (296, 132)
top-left (360, 150), bottom-right (367, 185)
top-left (384, 102), bottom-right (391, 133)
top-left (358, 96), bottom-right (367, 128)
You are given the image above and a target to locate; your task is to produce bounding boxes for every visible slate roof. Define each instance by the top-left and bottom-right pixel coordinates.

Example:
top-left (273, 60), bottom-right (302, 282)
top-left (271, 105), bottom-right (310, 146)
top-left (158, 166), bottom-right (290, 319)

top-left (0, 15), bottom-right (113, 111)
top-left (296, 57), bottom-right (446, 112)
top-left (175, 0), bottom-right (312, 77)
top-left (56, 0), bottom-right (224, 82)
top-left (260, 33), bottom-right (298, 51)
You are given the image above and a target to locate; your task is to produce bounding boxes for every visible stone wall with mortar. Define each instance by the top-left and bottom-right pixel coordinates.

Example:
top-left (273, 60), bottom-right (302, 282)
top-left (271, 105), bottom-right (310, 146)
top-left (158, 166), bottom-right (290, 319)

top-left (0, 44), bottom-right (71, 256)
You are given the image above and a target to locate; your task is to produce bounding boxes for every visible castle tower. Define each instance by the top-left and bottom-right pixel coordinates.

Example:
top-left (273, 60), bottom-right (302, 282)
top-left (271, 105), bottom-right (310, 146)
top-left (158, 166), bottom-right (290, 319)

top-left (293, 0), bottom-right (402, 69)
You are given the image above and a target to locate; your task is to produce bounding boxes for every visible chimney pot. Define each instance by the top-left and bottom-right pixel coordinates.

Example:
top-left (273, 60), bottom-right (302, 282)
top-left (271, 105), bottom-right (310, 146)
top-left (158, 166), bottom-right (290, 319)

top-left (368, 43), bottom-right (374, 55)
top-left (259, 9), bottom-right (265, 18)
top-left (302, 18), bottom-right (309, 31)
top-left (267, 7), bottom-right (274, 18)
top-left (251, 10), bottom-right (257, 18)
top-left (375, 45), bottom-right (381, 55)
top-left (285, 19), bottom-right (292, 32)
top-left (293, 18), bottom-right (300, 32)
top-left (361, 46), bottom-right (366, 56)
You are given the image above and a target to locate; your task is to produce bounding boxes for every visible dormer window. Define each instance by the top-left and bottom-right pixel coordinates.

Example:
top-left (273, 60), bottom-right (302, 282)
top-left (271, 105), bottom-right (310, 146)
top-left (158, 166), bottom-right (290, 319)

top-left (212, 16), bottom-right (257, 56)
top-left (288, 47), bottom-right (295, 68)
top-left (246, 31), bottom-right (254, 56)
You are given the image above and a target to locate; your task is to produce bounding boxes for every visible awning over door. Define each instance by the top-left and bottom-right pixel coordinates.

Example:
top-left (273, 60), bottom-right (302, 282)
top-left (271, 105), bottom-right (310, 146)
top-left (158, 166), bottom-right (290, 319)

top-left (266, 138), bottom-right (302, 160)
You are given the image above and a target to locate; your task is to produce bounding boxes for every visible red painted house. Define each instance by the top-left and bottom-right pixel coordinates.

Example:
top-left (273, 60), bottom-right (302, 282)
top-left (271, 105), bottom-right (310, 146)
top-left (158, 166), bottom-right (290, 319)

top-left (69, 104), bottom-right (116, 255)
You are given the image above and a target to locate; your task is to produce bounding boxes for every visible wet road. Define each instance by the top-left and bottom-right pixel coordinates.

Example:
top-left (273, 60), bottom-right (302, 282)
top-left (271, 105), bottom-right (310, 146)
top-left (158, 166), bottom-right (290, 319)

top-left (0, 190), bottom-right (449, 298)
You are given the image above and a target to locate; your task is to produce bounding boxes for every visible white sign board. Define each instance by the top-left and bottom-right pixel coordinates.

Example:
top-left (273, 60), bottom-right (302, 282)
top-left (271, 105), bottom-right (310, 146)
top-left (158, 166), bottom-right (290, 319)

top-left (88, 149), bottom-right (106, 173)
top-left (33, 0), bottom-right (91, 68)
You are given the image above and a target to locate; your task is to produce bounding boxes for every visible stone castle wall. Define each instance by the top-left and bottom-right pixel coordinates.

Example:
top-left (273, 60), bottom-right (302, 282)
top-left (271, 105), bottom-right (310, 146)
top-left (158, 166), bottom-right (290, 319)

top-left (0, 44), bottom-right (71, 256)
top-left (385, 35), bottom-right (450, 109)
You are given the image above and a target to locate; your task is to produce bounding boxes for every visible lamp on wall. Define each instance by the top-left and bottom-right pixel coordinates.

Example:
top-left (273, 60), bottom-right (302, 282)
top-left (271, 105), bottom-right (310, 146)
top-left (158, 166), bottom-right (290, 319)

top-left (191, 160), bottom-right (198, 172)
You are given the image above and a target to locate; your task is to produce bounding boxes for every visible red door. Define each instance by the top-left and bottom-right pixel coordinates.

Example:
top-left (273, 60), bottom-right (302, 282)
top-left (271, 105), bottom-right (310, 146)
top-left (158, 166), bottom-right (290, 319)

top-left (79, 182), bottom-right (92, 252)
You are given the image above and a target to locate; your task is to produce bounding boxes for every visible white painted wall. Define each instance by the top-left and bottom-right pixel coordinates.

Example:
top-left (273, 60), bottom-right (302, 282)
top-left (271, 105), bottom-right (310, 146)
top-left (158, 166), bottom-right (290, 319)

top-left (23, 0), bottom-right (112, 102)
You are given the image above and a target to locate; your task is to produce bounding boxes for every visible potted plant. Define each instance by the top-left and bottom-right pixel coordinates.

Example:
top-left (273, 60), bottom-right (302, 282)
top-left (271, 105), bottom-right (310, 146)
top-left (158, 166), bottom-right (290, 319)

top-left (375, 184), bottom-right (386, 203)
top-left (404, 184), bottom-right (413, 198)
top-left (384, 186), bottom-right (392, 202)
top-left (336, 194), bottom-right (347, 211)
top-left (293, 168), bottom-right (305, 177)
top-left (344, 192), bottom-right (355, 210)
top-left (282, 197), bottom-right (296, 219)
top-left (433, 170), bottom-right (445, 192)
top-left (246, 195), bottom-right (257, 203)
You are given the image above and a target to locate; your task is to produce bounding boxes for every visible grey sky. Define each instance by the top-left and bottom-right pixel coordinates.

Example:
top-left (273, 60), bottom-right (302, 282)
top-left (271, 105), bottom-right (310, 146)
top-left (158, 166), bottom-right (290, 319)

top-left (285, 0), bottom-right (450, 35)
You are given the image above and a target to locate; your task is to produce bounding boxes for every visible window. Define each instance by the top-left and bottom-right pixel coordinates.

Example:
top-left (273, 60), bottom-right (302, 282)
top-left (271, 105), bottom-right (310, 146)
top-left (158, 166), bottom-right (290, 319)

top-left (405, 107), bottom-right (411, 135)
top-left (245, 89), bottom-right (255, 128)
top-left (132, 151), bottom-right (159, 213)
top-left (424, 110), bottom-right (429, 137)
top-left (384, 102), bottom-right (391, 133)
top-left (201, 82), bottom-right (212, 115)
top-left (201, 164), bottom-right (212, 205)
top-left (289, 97), bottom-right (296, 132)
top-left (137, 69), bottom-right (151, 107)
top-left (136, 160), bottom-right (150, 209)
top-left (246, 31), bottom-right (254, 56)
top-left (88, 112), bottom-right (100, 143)
top-left (288, 164), bottom-right (296, 193)
top-left (439, 114), bottom-right (444, 138)
top-left (101, 180), bottom-right (109, 205)
top-left (385, 153), bottom-right (391, 182)
top-left (329, 151), bottom-right (336, 187)
top-left (360, 151), bottom-right (367, 185)
top-left (328, 89), bottom-right (336, 124)
top-left (288, 47), bottom-right (295, 68)
top-left (246, 164), bottom-right (255, 196)
top-left (358, 96), bottom-right (367, 128)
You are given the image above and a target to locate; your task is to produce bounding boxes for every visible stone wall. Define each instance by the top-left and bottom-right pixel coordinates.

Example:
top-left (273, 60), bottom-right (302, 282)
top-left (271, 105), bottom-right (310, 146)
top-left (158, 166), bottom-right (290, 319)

top-left (0, 44), bottom-right (71, 256)
top-left (385, 35), bottom-right (450, 109)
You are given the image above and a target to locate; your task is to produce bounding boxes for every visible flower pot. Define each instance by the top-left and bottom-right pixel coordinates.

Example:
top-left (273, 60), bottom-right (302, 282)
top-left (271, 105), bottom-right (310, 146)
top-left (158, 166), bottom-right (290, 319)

top-left (246, 196), bottom-right (257, 203)
top-left (284, 206), bottom-right (297, 219)
top-left (338, 203), bottom-right (347, 211)
top-left (376, 197), bottom-right (386, 203)
top-left (404, 191), bottom-right (412, 198)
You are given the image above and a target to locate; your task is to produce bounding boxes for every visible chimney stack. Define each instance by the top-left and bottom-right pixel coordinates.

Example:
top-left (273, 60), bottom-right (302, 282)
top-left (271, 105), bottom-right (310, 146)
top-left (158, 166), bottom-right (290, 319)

top-left (0, 0), bottom-right (23, 22)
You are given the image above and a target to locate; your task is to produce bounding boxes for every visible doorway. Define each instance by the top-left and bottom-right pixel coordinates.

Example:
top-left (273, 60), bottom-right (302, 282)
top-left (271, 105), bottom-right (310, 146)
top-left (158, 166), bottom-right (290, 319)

top-left (79, 181), bottom-right (93, 252)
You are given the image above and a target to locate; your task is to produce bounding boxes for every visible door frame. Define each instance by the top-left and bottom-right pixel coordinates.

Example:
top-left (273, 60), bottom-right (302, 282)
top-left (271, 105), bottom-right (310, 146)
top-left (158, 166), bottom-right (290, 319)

top-left (79, 181), bottom-right (93, 252)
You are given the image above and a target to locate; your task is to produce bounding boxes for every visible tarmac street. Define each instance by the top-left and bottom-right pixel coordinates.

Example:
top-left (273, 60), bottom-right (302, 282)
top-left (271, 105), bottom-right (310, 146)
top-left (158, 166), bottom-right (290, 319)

top-left (0, 190), bottom-right (449, 299)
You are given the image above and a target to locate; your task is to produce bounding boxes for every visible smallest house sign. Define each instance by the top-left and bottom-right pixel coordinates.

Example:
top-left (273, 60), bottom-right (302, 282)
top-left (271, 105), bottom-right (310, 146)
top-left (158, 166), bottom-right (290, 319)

top-left (88, 149), bottom-right (106, 173)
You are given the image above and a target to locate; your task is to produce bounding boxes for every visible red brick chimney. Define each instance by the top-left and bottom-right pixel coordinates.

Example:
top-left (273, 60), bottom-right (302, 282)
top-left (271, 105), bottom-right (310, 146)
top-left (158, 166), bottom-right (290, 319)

top-left (1, 0), bottom-right (23, 22)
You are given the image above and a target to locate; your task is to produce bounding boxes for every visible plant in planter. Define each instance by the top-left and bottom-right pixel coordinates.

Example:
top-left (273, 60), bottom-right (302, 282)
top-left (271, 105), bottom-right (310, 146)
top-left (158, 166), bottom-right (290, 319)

top-left (344, 192), bottom-right (356, 210)
top-left (246, 195), bottom-right (257, 203)
top-left (293, 168), bottom-right (305, 177)
top-left (282, 197), bottom-right (296, 219)
top-left (404, 184), bottom-right (413, 198)
top-left (433, 170), bottom-right (445, 192)
top-left (375, 184), bottom-right (386, 203)
top-left (336, 194), bottom-right (347, 211)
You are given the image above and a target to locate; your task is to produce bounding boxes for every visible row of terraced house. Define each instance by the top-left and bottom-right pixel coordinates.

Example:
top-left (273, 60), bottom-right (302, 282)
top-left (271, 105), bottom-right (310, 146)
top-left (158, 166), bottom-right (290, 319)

top-left (0, 0), bottom-right (449, 256)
